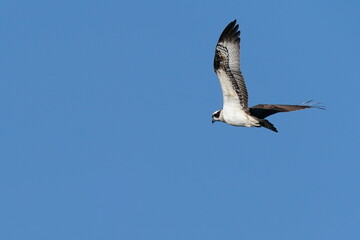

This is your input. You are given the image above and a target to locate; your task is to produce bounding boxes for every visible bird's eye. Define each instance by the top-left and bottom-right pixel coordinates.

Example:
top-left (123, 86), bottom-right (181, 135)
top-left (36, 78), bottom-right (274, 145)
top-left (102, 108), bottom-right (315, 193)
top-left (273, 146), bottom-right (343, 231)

top-left (213, 112), bottom-right (220, 118)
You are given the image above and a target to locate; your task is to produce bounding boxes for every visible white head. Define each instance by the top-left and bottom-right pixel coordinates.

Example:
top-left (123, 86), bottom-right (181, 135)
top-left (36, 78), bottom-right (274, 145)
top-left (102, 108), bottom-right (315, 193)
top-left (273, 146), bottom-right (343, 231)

top-left (212, 110), bottom-right (224, 124)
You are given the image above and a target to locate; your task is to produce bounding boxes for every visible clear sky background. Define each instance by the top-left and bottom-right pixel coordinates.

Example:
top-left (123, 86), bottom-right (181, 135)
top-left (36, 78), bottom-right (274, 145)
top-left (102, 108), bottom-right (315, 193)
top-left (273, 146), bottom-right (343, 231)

top-left (1, 0), bottom-right (360, 239)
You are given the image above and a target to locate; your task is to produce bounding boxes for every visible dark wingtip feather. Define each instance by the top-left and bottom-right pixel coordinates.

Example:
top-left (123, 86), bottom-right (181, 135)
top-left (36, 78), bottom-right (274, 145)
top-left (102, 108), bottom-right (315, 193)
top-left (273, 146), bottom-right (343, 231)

top-left (218, 19), bottom-right (240, 43)
top-left (301, 100), bottom-right (326, 110)
top-left (259, 119), bottom-right (278, 133)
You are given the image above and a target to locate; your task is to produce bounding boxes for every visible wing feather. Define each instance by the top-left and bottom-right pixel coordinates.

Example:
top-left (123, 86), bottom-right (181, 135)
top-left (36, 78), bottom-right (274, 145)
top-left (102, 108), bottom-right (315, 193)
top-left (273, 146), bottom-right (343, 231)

top-left (249, 102), bottom-right (325, 119)
top-left (214, 20), bottom-right (248, 110)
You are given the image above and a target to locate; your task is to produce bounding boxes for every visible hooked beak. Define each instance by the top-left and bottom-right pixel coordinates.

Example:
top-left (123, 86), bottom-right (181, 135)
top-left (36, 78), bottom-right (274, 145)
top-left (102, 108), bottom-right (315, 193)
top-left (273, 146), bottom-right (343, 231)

top-left (212, 120), bottom-right (215, 124)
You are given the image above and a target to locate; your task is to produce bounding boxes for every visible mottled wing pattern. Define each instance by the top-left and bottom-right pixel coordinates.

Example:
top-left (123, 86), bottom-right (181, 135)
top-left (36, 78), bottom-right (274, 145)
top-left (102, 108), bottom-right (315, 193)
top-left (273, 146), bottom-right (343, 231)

top-left (214, 20), bottom-right (248, 110)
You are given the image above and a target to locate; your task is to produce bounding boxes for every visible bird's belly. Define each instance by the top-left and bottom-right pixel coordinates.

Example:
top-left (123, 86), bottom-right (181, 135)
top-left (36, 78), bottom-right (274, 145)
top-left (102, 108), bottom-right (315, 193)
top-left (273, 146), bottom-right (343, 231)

top-left (223, 111), bottom-right (259, 127)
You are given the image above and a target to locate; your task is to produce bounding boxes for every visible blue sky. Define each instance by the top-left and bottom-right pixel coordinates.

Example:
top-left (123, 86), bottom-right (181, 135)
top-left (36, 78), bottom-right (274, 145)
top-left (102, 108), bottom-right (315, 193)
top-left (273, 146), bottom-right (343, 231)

top-left (1, 0), bottom-right (360, 239)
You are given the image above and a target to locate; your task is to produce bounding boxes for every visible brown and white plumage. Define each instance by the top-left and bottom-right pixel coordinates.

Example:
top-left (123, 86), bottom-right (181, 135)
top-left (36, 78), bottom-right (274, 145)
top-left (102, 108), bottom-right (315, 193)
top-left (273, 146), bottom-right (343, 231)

top-left (212, 20), bottom-right (324, 132)
top-left (214, 20), bottom-right (248, 109)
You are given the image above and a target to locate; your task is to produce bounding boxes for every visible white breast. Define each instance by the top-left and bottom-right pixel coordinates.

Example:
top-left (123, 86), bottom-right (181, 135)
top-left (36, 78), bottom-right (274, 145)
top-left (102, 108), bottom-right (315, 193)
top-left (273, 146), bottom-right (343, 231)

top-left (222, 106), bottom-right (260, 127)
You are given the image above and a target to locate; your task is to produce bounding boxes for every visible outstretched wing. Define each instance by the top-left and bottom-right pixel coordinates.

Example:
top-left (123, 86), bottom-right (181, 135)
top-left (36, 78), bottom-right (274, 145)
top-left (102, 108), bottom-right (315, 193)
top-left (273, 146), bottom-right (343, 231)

top-left (214, 20), bottom-right (248, 111)
top-left (249, 102), bottom-right (325, 119)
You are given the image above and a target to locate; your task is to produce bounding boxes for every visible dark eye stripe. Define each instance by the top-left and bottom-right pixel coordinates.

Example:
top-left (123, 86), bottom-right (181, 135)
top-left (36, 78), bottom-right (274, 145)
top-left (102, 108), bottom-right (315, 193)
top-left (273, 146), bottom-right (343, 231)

top-left (213, 111), bottom-right (220, 118)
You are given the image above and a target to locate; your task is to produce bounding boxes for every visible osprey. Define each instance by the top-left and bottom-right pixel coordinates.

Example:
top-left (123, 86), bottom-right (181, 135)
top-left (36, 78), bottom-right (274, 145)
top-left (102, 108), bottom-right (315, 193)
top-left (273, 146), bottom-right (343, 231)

top-left (212, 20), bottom-right (324, 132)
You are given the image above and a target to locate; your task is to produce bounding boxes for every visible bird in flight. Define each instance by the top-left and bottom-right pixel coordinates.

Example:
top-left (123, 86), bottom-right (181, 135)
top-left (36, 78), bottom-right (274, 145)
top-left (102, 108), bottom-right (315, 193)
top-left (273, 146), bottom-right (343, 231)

top-left (212, 20), bottom-right (324, 132)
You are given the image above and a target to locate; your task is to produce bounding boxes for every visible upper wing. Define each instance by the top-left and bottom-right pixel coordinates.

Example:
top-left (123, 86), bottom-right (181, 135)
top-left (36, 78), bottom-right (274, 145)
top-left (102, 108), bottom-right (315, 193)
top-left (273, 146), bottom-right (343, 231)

top-left (249, 102), bottom-right (326, 119)
top-left (214, 20), bottom-right (248, 110)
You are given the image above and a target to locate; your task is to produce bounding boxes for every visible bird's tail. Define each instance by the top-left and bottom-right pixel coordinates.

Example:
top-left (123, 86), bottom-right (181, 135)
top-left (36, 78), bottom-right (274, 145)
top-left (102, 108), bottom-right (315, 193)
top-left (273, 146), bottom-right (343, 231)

top-left (259, 119), bottom-right (278, 133)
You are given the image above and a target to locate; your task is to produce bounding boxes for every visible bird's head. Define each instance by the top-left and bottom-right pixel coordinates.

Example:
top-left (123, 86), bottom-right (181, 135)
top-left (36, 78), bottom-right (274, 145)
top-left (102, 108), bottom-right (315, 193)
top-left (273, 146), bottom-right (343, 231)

top-left (212, 110), bottom-right (224, 124)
